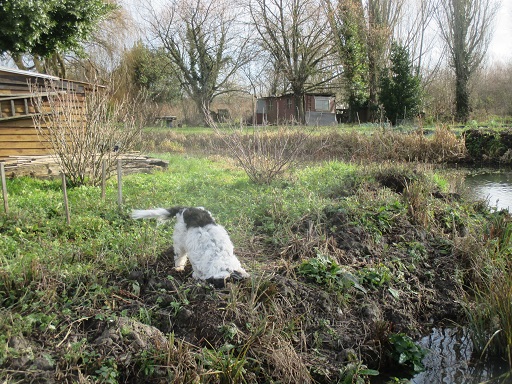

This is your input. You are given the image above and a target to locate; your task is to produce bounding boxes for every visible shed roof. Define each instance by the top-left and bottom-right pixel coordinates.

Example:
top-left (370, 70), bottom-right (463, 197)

top-left (258, 92), bottom-right (335, 100)
top-left (0, 66), bottom-right (60, 81)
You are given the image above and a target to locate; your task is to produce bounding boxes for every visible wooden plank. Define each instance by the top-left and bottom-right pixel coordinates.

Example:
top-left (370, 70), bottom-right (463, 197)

top-left (0, 141), bottom-right (51, 149)
top-left (10, 100), bottom-right (15, 116)
top-left (0, 148), bottom-right (51, 157)
top-left (0, 134), bottom-right (50, 141)
top-left (0, 92), bottom-right (65, 102)
top-left (0, 128), bottom-right (49, 135)
top-left (0, 118), bottom-right (46, 128)
top-left (0, 113), bottom-right (52, 122)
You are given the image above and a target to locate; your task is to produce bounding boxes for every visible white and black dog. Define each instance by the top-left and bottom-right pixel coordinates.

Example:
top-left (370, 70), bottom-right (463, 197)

top-left (131, 206), bottom-right (249, 286)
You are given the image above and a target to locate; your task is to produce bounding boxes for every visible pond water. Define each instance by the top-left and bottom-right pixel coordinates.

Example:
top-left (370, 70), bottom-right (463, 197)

top-left (464, 171), bottom-right (512, 212)
top-left (372, 171), bottom-right (512, 383)
top-left (411, 327), bottom-right (509, 383)
top-left (411, 171), bottom-right (512, 383)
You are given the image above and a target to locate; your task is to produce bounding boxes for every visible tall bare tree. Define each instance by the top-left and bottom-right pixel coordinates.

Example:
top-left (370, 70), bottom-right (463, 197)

top-left (140, 0), bottom-right (251, 125)
top-left (250, 0), bottom-right (336, 123)
top-left (436, 0), bottom-right (498, 122)
top-left (396, 0), bottom-right (441, 77)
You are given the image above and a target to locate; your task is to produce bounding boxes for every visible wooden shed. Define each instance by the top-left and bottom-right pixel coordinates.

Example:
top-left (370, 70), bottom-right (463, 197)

top-left (255, 93), bottom-right (337, 126)
top-left (0, 66), bottom-right (89, 160)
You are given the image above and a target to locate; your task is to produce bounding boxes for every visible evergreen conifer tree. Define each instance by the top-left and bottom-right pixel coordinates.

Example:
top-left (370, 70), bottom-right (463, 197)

top-left (379, 42), bottom-right (422, 126)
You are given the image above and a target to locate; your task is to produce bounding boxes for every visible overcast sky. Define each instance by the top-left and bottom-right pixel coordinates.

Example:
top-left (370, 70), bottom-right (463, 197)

top-left (122, 0), bottom-right (512, 65)
top-left (488, 0), bottom-right (512, 63)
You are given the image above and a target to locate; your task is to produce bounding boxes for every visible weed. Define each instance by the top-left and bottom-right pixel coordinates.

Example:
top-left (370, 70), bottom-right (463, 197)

top-left (358, 264), bottom-right (393, 288)
top-left (388, 333), bottom-right (428, 373)
top-left (338, 361), bottom-right (379, 384)
top-left (298, 252), bottom-right (366, 293)
top-left (137, 349), bottom-right (157, 377)
top-left (200, 343), bottom-right (248, 384)
top-left (95, 357), bottom-right (119, 384)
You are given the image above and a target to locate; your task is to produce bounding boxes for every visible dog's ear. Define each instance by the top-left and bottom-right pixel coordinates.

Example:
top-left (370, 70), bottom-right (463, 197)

top-left (183, 207), bottom-right (216, 228)
top-left (166, 207), bottom-right (186, 217)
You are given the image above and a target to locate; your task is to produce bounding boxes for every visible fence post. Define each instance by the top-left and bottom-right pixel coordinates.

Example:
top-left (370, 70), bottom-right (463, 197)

top-left (117, 159), bottom-right (122, 208)
top-left (61, 172), bottom-right (71, 225)
top-left (1, 163), bottom-right (8, 214)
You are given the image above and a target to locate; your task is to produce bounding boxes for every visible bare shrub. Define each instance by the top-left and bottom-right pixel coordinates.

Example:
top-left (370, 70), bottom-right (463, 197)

top-left (206, 110), bottom-right (314, 183)
top-left (31, 81), bottom-right (147, 186)
top-left (219, 127), bottom-right (313, 184)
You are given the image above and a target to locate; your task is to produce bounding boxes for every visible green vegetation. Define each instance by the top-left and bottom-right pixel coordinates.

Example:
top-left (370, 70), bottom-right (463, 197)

top-left (1, 129), bottom-right (512, 382)
top-left (0, 0), bottom-right (115, 76)
top-left (388, 333), bottom-right (428, 373)
top-left (379, 42), bottom-right (422, 126)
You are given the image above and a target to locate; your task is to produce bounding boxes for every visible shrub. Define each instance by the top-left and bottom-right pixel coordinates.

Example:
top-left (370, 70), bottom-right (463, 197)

top-left (214, 125), bottom-right (312, 184)
top-left (31, 82), bottom-right (148, 187)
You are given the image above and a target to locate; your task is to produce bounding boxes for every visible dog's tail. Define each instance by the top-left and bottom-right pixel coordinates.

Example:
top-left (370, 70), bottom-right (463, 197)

top-left (131, 207), bottom-right (184, 220)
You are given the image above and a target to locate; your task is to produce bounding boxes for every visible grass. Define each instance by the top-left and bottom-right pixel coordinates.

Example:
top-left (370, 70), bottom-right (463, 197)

top-left (1, 129), bottom-right (511, 382)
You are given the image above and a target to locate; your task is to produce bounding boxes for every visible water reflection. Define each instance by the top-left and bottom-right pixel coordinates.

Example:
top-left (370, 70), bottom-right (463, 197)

top-left (412, 328), bottom-right (509, 383)
top-left (465, 172), bottom-right (512, 212)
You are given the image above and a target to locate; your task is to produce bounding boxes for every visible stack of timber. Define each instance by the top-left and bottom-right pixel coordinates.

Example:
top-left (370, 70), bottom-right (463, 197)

top-left (1, 153), bottom-right (169, 179)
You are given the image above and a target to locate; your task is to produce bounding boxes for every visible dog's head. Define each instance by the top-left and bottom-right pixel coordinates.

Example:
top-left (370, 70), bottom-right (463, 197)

top-left (181, 207), bottom-right (216, 228)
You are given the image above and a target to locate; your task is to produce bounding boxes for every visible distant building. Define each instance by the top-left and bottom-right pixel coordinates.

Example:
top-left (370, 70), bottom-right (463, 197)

top-left (255, 93), bottom-right (336, 126)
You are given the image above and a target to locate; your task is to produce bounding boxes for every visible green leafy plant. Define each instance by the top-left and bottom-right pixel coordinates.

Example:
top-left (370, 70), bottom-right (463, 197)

top-left (137, 349), bottom-right (156, 377)
top-left (338, 361), bottom-right (379, 384)
top-left (95, 357), bottom-right (119, 384)
top-left (388, 333), bottom-right (428, 373)
top-left (200, 344), bottom-right (248, 384)
top-left (298, 252), bottom-right (366, 293)
top-left (358, 264), bottom-right (392, 288)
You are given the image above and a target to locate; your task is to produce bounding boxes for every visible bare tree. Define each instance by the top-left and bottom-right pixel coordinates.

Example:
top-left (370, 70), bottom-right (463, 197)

top-left (436, 0), bottom-right (499, 122)
top-left (139, 0), bottom-right (251, 126)
top-left (250, 0), bottom-right (337, 124)
top-left (68, 5), bottom-right (138, 85)
top-left (396, 0), bottom-right (441, 76)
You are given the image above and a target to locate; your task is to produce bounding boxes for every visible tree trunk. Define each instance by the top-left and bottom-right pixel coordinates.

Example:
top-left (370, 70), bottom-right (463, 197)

top-left (455, 68), bottom-right (470, 123)
top-left (294, 92), bottom-right (305, 124)
top-left (12, 55), bottom-right (27, 70)
top-left (196, 97), bottom-right (213, 127)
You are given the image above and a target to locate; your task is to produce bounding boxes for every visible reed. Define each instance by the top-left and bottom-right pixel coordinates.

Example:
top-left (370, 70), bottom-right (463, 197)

top-left (463, 211), bottom-right (512, 367)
